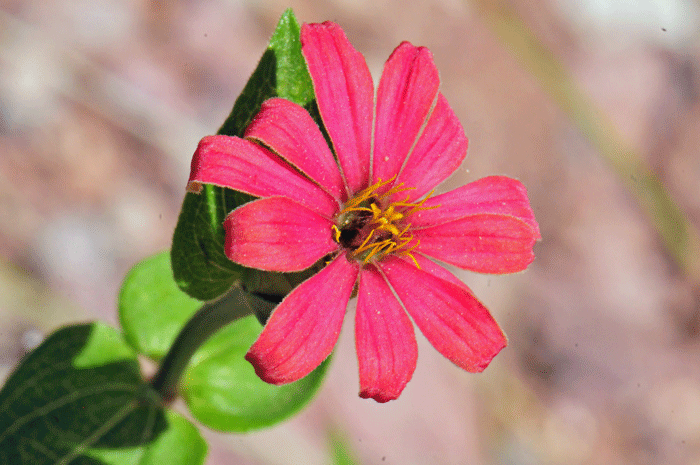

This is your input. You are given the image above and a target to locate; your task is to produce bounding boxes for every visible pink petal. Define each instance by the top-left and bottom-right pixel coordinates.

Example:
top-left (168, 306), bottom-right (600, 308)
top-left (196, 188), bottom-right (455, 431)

top-left (379, 256), bottom-right (507, 372)
top-left (244, 98), bottom-right (345, 200)
top-left (372, 42), bottom-right (439, 187)
top-left (410, 176), bottom-right (540, 238)
top-left (187, 135), bottom-right (338, 217)
top-left (413, 213), bottom-right (538, 274)
top-left (224, 196), bottom-right (338, 272)
top-left (410, 253), bottom-right (472, 291)
top-left (301, 22), bottom-right (374, 195)
top-left (391, 93), bottom-right (468, 202)
top-left (355, 266), bottom-right (418, 402)
top-left (246, 255), bottom-right (359, 384)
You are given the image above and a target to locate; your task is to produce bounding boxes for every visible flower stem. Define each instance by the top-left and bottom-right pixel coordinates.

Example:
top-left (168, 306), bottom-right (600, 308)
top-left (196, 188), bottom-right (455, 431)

top-left (150, 286), bottom-right (276, 401)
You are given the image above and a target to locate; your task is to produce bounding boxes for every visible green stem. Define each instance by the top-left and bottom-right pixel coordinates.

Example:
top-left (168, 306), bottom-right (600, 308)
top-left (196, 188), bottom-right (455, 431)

top-left (150, 286), bottom-right (275, 401)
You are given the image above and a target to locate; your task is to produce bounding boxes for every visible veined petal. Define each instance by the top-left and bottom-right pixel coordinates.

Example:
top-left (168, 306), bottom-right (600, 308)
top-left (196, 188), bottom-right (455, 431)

top-left (410, 253), bottom-right (472, 291)
top-left (187, 135), bottom-right (338, 217)
top-left (245, 98), bottom-right (345, 200)
top-left (391, 94), bottom-right (468, 202)
top-left (373, 42), bottom-right (439, 187)
top-left (301, 22), bottom-right (374, 195)
top-left (245, 255), bottom-right (359, 384)
top-left (413, 213), bottom-right (537, 274)
top-left (224, 196), bottom-right (338, 272)
top-left (379, 256), bottom-right (507, 373)
top-left (355, 266), bottom-right (417, 402)
top-left (411, 176), bottom-right (540, 237)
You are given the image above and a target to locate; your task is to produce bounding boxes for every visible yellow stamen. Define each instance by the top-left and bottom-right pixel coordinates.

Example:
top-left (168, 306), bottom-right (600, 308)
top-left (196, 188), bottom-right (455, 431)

top-left (362, 239), bottom-right (393, 263)
top-left (341, 176), bottom-right (397, 212)
top-left (333, 178), bottom-right (439, 268)
top-left (383, 223), bottom-right (402, 236)
top-left (342, 206), bottom-right (373, 215)
top-left (379, 182), bottom-right (415, 199)
top-left (405, 251), bottom-right (421, 268)
top-left (404, 189), bottom-right (439, 215)
top-left (383, 205), bottom-right (403, 222)
top-left (400, 236), bottom-right (420, 255)
top-left (354, 229), bottom-right (376, 254)
top-left (331, 224), bottom-right (341, 242)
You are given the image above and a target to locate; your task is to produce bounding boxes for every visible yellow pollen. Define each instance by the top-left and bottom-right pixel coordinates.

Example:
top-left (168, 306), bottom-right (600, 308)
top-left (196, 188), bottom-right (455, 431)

top-left (341, 176), bottom-right (397, 212)
top-left (331, 224), bottom-right (341, 242)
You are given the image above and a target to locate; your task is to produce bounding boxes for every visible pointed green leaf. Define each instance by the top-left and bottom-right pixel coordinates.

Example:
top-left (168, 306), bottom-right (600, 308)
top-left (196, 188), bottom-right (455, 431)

top-left (171, 8), bottom-right (317, 301)
top-left (118, 251), bottom-right (202, 360)
top-left (181, 314), bottom-right (329, 432)
top-left (0, 323), bottom-right (208, 465)
top-left (217, 8), bottom-right (314, 137)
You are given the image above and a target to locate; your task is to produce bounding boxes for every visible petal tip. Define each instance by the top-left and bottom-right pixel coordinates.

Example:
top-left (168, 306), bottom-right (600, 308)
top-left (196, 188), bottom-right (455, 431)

top-left (245, 349), bottom-right (287, 386)
top-left (359, 389), bottom-right (400, 403)
top-left (469, 331), bottom-right (508, 373)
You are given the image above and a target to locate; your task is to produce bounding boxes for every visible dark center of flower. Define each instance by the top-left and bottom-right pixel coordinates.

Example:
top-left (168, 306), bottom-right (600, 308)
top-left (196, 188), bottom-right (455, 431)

top-left (332, 177), bottom-right (436, 267)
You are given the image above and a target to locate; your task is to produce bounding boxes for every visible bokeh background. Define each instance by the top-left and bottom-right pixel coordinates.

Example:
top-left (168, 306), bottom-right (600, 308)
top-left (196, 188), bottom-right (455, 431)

top-left (2, 0), bottom-right (700, 464)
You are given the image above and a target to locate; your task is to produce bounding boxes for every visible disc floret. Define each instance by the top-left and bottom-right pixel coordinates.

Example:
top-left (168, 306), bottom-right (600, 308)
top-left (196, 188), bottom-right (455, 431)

top-left (332, 177), bottom-right (436, 267)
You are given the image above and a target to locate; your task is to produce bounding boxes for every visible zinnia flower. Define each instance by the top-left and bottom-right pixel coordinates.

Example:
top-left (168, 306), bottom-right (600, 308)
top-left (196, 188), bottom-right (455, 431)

top-left (187, 21), bottom-right (540, 402)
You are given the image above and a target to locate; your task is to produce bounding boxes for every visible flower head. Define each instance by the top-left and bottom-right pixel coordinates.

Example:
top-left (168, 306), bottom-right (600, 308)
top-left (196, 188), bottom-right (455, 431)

top-left (187, 21), bottom-right (540, 402)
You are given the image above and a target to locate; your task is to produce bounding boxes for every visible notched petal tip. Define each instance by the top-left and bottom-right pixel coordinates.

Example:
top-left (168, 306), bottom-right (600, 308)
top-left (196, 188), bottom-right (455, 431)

top-left (359, 388), bottom-right (400, 403)
top-left (244, 350), bottom-right (288, 385)
top-left (468, 332), bottom-right (507, 373)
top-left (355, 266), bottom-right (417, 403)
top-left (380, 257), bottom-right (508, 373)
top-left (301, 20), bottom-right (340, 33)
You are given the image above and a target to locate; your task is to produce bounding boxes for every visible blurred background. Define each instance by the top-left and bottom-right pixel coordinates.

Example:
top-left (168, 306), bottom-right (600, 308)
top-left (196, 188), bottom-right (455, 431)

top-left (1, 0), bottom-right (699, 463)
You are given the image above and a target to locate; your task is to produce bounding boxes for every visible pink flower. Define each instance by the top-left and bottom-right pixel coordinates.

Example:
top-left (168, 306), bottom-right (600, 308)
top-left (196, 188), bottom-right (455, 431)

top-left (187, 22), bottom-right (540, 402)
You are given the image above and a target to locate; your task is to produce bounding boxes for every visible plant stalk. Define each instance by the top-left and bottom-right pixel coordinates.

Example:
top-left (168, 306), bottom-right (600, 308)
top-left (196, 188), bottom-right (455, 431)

top-left (150, 286), bottom-right (275, 401)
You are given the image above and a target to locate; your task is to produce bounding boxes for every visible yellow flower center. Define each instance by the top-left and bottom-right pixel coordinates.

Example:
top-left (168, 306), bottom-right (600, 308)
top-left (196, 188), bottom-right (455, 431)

top-left (331, 177), bottom-right (436, 267)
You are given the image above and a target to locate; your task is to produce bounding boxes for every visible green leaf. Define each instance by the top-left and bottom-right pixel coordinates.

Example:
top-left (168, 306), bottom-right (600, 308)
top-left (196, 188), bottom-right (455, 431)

top-left (170, 186), bottom-right (249, 302)
top-left (171, 8), bottom-right (316, 301)
top-left (84, 411), bottom-right (207, 465)
top-left (218, 9), bottom-right (314, 137)
top-left (181, 314), bottom-right (329, 432)
top-left (0, 323), bottom-right (205, 465)
top-left (119, 251), bottom-right (202, 360)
